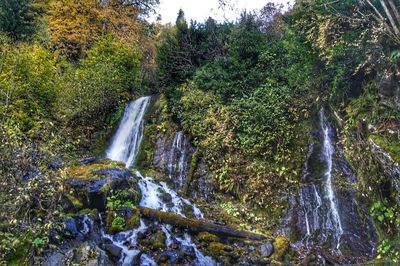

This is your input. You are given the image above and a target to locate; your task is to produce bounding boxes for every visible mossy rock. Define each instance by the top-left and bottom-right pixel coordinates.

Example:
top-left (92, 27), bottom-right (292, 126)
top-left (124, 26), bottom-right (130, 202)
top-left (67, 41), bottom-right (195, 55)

top-left (198, 232), bottom-right (220, 243)
top-left (143, 229), bottom-right (166, 251)
top-left (126, 207), bottom-right (140, 229)
top-left (63, 160), bottom-right (126, 179)
top-left (271, 236), bottom-right (290, 261)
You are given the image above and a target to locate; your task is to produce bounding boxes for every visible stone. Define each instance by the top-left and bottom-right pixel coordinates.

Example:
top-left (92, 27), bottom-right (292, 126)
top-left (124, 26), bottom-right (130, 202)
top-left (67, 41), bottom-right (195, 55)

top-left (64, 218), bottom-right (79, 238)
top-left (104, 243), bottom-right (122, 260)
top-left (159, 250), bottom-right (179, 264)
top-left (260, 242), bottom-right (274, 257)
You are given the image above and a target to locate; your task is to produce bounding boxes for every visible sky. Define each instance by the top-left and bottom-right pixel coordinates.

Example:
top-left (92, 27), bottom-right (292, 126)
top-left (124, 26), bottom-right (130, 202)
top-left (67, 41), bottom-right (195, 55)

top-left (151, 0), bottom-right (295, 24)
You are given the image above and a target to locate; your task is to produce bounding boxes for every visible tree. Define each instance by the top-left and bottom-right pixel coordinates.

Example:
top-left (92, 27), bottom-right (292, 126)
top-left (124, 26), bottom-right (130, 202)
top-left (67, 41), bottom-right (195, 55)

top-left (156, 9), bottom-right (194, 86)
top-left (0, 0), bottom-right (42, 40)
top-left (47, 0), bottom-right (153, 59)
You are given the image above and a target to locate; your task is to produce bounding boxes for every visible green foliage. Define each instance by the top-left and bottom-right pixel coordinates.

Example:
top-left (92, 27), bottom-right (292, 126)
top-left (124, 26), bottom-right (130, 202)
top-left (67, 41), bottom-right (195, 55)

top-left (59, 35), bottom-right (142, 123)
top-left (110, 216), bottom-right (126, 233)
top-left (371, 200), bottom-right (400, 262)
top-left (0, 37), bottom-right (59, 132)
top-left (0, 0), bottom-right (45, 40)
top-left (231, 84), bottom-right (292, 158)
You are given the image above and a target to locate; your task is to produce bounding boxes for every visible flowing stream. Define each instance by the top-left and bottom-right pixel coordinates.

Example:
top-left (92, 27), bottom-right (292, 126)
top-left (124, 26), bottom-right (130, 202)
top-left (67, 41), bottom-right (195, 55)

top-left (105, 96), bottom-right (215, 266)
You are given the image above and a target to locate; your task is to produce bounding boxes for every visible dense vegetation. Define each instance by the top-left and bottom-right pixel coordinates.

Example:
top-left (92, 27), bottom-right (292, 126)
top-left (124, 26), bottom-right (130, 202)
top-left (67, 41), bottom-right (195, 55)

top-left (0, 0), bottom-right (399, 264)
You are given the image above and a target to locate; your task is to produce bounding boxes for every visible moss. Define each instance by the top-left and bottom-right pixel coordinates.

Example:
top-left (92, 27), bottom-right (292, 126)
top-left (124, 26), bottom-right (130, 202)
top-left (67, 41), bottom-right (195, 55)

top-left (126, 207), bottom-right (140, 229)
top-left (271, 236), bottom-right (290, 261)
top-left (78, 208), bottom-right (99, 220)
top-left (183, 150), bottom-right (199, 196)
top-left (136, 124), bottom-right (158, 169)
top-left (370, 134), bottom-right (400, 163)
top-left (148, 230), bottom-right (166, 251)
top-left (67, 194), bottom-right (83, 210)
top-left (199, 232), bottom-right (219, 243)
top-left (206, 242), bottom-right (233, 257)
top-left (63, 160), bottom-right (126, 179)
top-left (109, 216), bottom-right (126, 234)
top-left (4, 233), bottom-right (33, 266)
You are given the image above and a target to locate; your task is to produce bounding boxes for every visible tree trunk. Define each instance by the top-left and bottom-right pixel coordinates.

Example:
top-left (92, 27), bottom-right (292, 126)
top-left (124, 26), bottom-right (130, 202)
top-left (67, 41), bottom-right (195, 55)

top-left (139, 207), bottom-right (268, 241)
top-left (380, 0), bottom-right (400, 36)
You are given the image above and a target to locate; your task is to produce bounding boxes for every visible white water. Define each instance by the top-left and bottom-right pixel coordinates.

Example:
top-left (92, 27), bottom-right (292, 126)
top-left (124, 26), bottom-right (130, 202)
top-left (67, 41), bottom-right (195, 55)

top-left (104, 96), bottom-right (212, 265)
top-left (320, 108), bottom-right (343, 248)
top-left (106, 96), bottom-right (151, 168)
top-left (176, 233), bottom-right (217, 266)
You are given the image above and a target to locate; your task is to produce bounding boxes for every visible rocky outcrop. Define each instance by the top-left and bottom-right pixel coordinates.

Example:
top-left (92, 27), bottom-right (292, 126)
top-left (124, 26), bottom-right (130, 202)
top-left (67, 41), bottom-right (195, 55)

top-left (64, 165), bottom-right (141, 212)
top-left (44, 242), bottom-right (111, 266)
top-left (152, 130), bottom-right (214, 200)
top-left (369, 139), bottom-right (400, 197)
top-left (188, 158), bottom-right (214, 202)
top-left (378, 74), bottom-right (400, 110)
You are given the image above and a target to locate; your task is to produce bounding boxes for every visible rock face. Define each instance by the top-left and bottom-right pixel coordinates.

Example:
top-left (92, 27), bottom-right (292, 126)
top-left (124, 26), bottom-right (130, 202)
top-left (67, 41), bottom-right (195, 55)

top-left (43, 242), bottom-right (111, 266)
top-left (281, 109), bottom-right (377, 262)
top-left (370, 139), bottom-right (400, 198)
top-left (379, 74), bottom-right (400, 110)
top-left (189, 158), bottom-right (214, 202)
top-left (153, 131), bottom-right (194, 190)
top-left (153, 130), bottom-right (214, 200)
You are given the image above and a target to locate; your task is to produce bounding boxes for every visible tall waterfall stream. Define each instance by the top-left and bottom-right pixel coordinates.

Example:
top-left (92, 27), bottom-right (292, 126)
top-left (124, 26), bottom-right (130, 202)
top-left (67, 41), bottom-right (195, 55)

top-left (105, 96), bottom-right (215, 265)
top-left (287, 108), bottom-right (377, 258)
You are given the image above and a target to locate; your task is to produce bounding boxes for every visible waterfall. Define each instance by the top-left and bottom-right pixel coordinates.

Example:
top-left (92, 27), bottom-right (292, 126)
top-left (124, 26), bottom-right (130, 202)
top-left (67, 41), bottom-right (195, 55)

top-left (106, 96), bottom-right (151, 168)
top-left (104, 96), bottom-right (213, 265)
top-left (319, 108), bottom-right (343, 248)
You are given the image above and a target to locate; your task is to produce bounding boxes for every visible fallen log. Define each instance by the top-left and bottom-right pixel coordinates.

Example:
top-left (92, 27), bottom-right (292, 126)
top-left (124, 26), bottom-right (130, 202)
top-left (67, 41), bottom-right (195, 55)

top-left (139, 207), bottom-right (268, 241)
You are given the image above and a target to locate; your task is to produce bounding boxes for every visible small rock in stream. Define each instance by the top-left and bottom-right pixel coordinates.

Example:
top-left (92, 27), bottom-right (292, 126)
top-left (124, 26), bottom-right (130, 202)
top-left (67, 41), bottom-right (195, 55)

top-left (260, 242), bottom-right (274, 257)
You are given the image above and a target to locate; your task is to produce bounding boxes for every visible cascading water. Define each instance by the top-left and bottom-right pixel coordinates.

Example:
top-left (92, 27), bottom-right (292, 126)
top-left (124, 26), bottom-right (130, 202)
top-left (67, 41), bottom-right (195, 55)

top-left (290, 108), bottom-right (377, 258)
top-left (320, 109), bottom-right (343, 248)
top-left (106, 96), bottom-right (151, 168)
top-left (104, 96), bottom-right (214, 265)
top-left (297, 109), bottom-right (343, 249)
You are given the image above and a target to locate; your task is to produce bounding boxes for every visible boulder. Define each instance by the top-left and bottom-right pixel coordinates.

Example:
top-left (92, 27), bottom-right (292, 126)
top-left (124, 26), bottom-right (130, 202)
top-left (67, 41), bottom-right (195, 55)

top-left (64, 166), bottom-right (140, 212)
top-left (104, 243), bottom-right (122, 261)
top-left (159, 250), bottom-right (179, 264)
top-left (260, 242), bottom-right (274, 257)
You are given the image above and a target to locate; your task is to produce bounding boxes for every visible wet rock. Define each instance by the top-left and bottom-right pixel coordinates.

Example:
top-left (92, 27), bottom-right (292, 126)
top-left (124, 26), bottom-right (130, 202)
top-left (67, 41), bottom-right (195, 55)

top-left (65, 178), bottom-right (107, 211)
top-left (159, 250), bottom-right (179, 264)
top-left (64, 218), bottom-right (79, 238)
top-left (179, 244), bottom-right (196, 259)
top-left (104, 243), bottom-right (122, 261)
top-left (260, 242), bottom-right (274, 257)
top-left (93, 168), bottom-right (133, 190)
